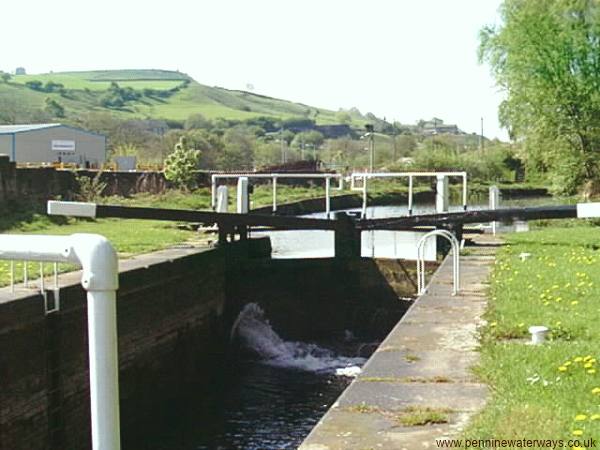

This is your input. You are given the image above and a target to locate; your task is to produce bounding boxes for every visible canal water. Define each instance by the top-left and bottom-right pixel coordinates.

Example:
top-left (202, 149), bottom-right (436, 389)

top-left (134, 304), bottom-right (366, 450)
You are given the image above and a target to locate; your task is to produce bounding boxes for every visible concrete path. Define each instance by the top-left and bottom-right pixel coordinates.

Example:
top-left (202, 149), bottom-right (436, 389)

top-left (300, 236), bottom-right (500, 450)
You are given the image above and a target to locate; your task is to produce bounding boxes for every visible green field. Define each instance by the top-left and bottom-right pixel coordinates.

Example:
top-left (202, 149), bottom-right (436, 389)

top-left (1, 69), bottom-right (360, 125)
top-left (466, 225), bottom-right (600, 444)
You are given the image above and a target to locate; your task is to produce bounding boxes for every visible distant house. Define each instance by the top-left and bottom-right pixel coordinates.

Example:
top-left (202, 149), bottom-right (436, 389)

top-left (0, 123), bottom-right (106, 167)
top-left (419, 118), bottom-right (460, 135)
top-left (15, 67), bottom-right (26, 75)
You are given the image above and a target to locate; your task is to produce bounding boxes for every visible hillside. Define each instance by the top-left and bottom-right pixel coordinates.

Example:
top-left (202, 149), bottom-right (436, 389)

top-left (0, 69), bottom-right (366, 126)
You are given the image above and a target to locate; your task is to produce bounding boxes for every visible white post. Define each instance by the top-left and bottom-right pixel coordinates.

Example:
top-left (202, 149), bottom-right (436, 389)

top-left (436, 175), bottom-right (449, 213)
top-left (211, 176), bottom-right (217, 210)
top-left (87, 290), bottom-right (120, 450)
top-left (489, 185), bottom-right (500, 235)
top-left (272, 177), bottom-right (277, 213)
top-left (362, 176), bottom-right (368, 219)
top-left (462, 173), bottom-right (468, 210)
top-left (237, 177), bottom-right (249, 214)
top-left (325, 177), bottom-right (331, 218)
top-left (0, 233), bottom-right (121, 450)
top-left (408, 175), bottom-right (414, 215)
top-left (216, 185), bottom-right (229, 213)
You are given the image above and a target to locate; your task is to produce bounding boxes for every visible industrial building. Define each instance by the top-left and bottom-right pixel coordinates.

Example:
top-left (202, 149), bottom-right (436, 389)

top-left (0, 123), bottom-right (106, 167)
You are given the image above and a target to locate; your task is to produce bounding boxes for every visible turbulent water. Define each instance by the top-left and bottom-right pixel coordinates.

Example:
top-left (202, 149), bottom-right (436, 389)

top-left (135, 303), bottom-right (368, 450)
top-left (231, 303), bottom-right (365, 373)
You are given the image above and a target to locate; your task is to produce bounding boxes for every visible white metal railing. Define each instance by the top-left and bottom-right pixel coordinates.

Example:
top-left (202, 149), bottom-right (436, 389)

top-left (350, 171), bottom-right (468, 218)
top-left (211, 173), bottom-right (344, 216)
top-left (416, 229), bottom-right (460, 296)
top-left (0, 234), bottom-right (121, 450)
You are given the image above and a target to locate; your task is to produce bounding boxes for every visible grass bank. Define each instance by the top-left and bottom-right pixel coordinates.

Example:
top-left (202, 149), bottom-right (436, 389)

top-left (466, 224), bottom-right (600, 443)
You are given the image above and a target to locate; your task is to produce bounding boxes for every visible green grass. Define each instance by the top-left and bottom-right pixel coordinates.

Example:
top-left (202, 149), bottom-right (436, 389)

top-left (396, 406), bottom-right (451, 427)
top-left (1, 69), bottom-right (358, 125)
top-left (0, 185), bottom-right (343, 287)
top-left (466, 225), bottom-right (600, 441)
top-left (0, 215), bottom-right (195, 287)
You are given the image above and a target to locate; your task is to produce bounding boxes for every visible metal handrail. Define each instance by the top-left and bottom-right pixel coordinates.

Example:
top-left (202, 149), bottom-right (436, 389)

top-left (350, 171), bottom-right (468, 218)
top-left (0, 234), bottom-right (121, 450)
top-left (416, 229), bottom-right (460, 296)
top-left (211, 172), bottom-right (343, 216)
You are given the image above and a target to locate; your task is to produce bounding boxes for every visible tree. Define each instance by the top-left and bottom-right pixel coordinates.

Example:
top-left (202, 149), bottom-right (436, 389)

top-left (218, 126), bottom-right (255, 170)
top-left (164, 137), bottom-right (201, 190)
top-left (184, 113), bottom-right (211, 130)
top-left (44, 97), bottom-right (65, 118)
top-left (1, 72), bottom-right (11, 83)
top-left (479, 0), bottom-right (600, 193)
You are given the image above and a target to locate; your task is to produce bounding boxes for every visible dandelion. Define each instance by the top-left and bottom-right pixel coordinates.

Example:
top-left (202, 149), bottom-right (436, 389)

top-left (584, 363), bottom-right (593, 369)
top-left (592, 387), bottom-right (600, 394)
top-left (591, 414), bottom-right (600, 421)
top-left (587, 369), bottom-right (596, 374)
top-left (490, 322), bottom-right (497, 327)
top-left (558, 366), bottom-right (568, 372)
top-left (572, 430), bottom-right (583, 436)
top-left (575, 357), bottom-right (584, 362)
top-left (574, 414), bottom-right (587, 421)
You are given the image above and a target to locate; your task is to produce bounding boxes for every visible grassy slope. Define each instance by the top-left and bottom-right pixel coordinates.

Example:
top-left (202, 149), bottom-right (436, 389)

top-left (1, 69), bottom-right (360, 125)
top-left (467, 224), bottom-right (600, 443)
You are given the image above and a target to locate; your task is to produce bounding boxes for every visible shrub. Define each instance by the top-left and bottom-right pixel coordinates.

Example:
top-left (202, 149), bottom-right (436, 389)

top-left (163, 137), bottom-right (201, 190)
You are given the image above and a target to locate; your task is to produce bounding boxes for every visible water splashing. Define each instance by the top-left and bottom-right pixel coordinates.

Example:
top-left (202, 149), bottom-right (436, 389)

top-left (231, 303), bottom-right (365, 374)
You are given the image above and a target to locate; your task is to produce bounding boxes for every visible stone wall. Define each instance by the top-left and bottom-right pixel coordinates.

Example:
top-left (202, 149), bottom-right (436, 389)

top-left (0, 246), bottom-right (228, 450)
top-left (0, 155), bottom-right (172, 206)
top-left (0, 237), bottom-right (428, 450)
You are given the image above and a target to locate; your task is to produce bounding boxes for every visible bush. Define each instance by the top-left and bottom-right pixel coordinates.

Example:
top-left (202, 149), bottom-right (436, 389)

top-left (163, 137), bottom-right (201, 190)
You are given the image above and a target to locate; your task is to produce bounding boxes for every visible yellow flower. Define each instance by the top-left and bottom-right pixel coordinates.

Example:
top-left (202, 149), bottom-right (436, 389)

top-left (558, 366), bottom-right (568, 372)
top-left (592, 387), bottom-right (600, 394)
top-left (565, 361), bottom-right (573, 366)
top-left (584, 363), bottom-right (593, 369)
top-left (584, 355), bottom-right (592, 361)
top-left (587, 369), bottom-right (596, 374)
top-left (571, 301), bottom-right (579, 306)
top-left (591, 414), bottom-right (600, 421)
top-left (574, 414), bottom-right (587, 421)
top-left (575, 357), bottom-right (584, 362)
top-left (490, 322), bottom-right (497, 327)
top-left (572, 430), bottom-right (583, 436)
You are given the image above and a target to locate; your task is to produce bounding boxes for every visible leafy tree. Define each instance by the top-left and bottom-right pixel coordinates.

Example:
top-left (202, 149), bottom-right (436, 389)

top-left (44, 97), bottom-right (65, 118)
top-left (292, 130), bottom-right (324, 149)
top-left (184, 113), bottom-right (212, 130)
top-left (479, 0), bottom-right (600, 193)
top-left (164, 137), bottom-right (201, 190)
top-left (1, 72), bottom-right (11, 83)
top-left (25, 80), bottom-right (43, 91)
top-left (218, 126), bottom-right (255, 170)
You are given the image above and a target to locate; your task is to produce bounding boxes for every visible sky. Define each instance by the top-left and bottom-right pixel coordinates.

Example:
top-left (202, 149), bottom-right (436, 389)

top-left (2, 0), bottom-right (507, 139)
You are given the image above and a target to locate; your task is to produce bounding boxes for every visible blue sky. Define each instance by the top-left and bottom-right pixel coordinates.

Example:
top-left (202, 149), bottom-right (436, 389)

top-left (3, 0), bottom-right (506, 139)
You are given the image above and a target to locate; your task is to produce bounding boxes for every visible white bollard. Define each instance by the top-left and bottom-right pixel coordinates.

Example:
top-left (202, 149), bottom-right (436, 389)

top-left (489, 185), bottom-right (501, 235)
top-left (528, 326), bottom-right (549, 345)
top-left (216, 186), bottom-right (229, 213)
top-left (237, 177), bottom-right (249, 214)
top-left (436, 175), bottom-right (449, 213)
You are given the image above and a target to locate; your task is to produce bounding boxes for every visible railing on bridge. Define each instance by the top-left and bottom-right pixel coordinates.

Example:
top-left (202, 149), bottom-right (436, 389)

top-left (350, 171), bottom-right (468, 218)
top-left (417, 230), bottom-right (460, 296)
top-left (210, 172), bottom-right (344, 216)
top-left (0, 234), bottom-right (121, 450)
